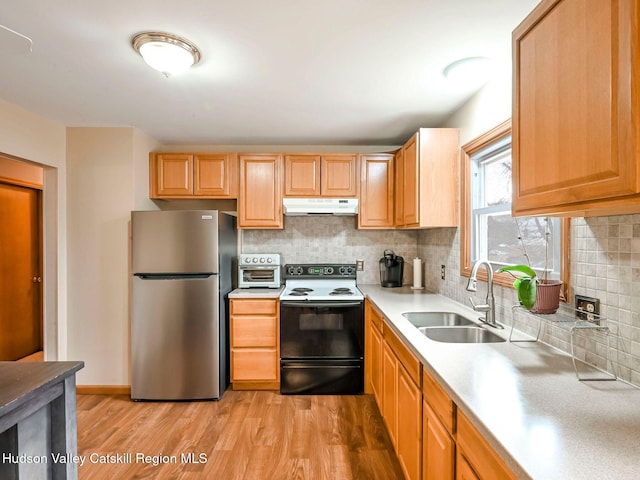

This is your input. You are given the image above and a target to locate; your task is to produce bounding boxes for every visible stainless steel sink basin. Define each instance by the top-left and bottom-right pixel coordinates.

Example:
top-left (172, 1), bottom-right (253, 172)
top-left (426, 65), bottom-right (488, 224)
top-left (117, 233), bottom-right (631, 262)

top-left (418, 326), bottom-right (506, 343)
top-left (402, 312), bottom-right (475, 328)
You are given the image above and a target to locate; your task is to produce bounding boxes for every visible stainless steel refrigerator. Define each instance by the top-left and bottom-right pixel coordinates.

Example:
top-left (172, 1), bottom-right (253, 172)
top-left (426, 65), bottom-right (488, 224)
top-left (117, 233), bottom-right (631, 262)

top-left (130, 210), bottom-right (237, 400)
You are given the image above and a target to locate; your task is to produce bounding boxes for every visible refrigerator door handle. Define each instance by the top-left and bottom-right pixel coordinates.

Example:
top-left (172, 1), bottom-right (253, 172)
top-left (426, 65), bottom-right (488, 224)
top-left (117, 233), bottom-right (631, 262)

top-left (134, 273), bottom-right (216, 280)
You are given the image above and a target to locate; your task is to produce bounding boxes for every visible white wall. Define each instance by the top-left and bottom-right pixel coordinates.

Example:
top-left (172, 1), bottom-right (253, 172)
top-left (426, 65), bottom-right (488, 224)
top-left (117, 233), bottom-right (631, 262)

top-left (66, 127), bottom-right (159, 385)
top-left (0, 98), bottom-right (68, 361)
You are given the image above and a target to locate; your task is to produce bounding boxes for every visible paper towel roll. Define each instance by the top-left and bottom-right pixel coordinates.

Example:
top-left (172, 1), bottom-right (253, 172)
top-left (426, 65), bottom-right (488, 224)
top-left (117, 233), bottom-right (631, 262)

top-left (412, 257), bottom-right (424, 290)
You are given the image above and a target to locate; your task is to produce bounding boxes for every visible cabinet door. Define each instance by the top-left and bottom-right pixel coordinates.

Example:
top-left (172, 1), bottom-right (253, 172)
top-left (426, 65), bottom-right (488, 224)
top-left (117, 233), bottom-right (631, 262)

top-left (513, 0), bottom-right (640, 216)
top-left (194, 153), bottom-right (238, 197)
top-left (402, 134), bottom-right (419, 226)
top-left (359, 154), bottom-right (394, 229)
top-left (382, 340), bottom-right (397, 447)
top-left (397, 364), bottom-right (422, 480)
top-left (423, 400), bottom-right (454, 480)
top-left (370, 321), bottom-right (383, 406)
top-left (231, 316), bottom-right (277, 348)
top-left (321, 154), bottom-right (358, 197)
top-left (456, 452), bottom-right (480, 480)
top-left (150, 153), bottom-right (193, 197)
top-left (239, 154), bottom-right (283, 229)
top-left (231, 349), bottom-right (279, 382)
top-left (394, 149), bottom-right (405, 226)
top-left (284, 155), bottom-right (321, 196)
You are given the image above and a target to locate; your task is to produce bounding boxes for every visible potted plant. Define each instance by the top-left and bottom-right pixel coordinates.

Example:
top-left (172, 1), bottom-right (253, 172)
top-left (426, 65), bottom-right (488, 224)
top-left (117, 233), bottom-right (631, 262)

top-left (498, 218), bottom-right (563, 314)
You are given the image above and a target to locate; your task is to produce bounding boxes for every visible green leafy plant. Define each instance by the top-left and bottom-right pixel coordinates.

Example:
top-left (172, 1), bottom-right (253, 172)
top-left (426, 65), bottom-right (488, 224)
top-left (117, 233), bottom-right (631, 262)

top-left (498, 264), bottom-right (537, 310)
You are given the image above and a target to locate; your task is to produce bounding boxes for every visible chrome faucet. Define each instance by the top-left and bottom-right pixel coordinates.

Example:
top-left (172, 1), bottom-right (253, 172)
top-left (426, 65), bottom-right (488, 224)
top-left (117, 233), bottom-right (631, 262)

top-left (466, 260), bottom-right (502, 329)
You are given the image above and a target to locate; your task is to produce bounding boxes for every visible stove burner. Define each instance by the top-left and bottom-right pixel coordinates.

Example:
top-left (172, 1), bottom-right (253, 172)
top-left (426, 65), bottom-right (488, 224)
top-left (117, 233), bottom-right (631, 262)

top-left (292, 287), bottom-right (313, 293)
top-left (330, 288), bottom-right (354, 296)
top-left (288, 291), bottom-right (309, 296)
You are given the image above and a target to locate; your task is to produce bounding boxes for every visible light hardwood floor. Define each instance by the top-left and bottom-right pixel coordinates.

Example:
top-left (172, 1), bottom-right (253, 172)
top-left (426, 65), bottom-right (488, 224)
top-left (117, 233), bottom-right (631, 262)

top-left (76, 391), bottom-right (405, 480)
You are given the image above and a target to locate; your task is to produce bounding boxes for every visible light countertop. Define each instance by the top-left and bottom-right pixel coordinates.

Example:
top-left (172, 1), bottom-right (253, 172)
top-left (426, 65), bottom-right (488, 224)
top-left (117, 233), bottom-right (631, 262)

top-left (229, 287), bottom-right (283, 299)
top-left (358, 285), bottom-right (640, 480)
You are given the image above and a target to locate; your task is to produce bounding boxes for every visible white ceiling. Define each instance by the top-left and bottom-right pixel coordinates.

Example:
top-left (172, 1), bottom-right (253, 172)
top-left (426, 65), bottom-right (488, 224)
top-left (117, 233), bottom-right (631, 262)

top-left (0, 0), bottom-right (538, 146)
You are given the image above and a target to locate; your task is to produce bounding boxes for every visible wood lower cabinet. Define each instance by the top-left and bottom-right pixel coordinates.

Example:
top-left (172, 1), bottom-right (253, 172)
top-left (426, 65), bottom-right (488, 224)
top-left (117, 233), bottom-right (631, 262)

top-left (365, 299), bottom-right (518, 480)
top-left (359, 153), bottom-right (395, 229)
top-left (150, 153), bottom-right (238, 198)
top-left (395, 128), bottom-right (459, 228)
top-left (456, 410), bottom-right (517, 480)
top-left (512, 0), bottom-right (640, 217)
top-left (423, 400), bottom-right (454, 480)
top-left (283, 154), bottom-right (358, 197)
top-left (238, 154), bottom-right (283, 229)
top-left (229, 298), bottom-right (279, 389)
top-left (397, 363), bottom-right (422, 480)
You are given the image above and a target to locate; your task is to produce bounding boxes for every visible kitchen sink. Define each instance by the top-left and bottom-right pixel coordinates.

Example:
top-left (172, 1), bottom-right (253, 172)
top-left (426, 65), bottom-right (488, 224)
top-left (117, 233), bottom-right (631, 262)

top-left (418, 326), bottom-right (506, 343)
top-left (402, 311), bottom-right (476, 328)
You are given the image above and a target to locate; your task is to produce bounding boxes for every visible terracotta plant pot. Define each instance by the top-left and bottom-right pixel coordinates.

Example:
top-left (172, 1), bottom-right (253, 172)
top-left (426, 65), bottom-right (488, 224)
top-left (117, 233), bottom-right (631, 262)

top-left (531, 280), bottom-right (563, 314)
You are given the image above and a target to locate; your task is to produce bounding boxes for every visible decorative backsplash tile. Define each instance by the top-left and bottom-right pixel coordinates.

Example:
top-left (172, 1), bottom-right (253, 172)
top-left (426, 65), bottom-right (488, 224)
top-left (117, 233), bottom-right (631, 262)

top-left (241, 216), bottom-right (419, 285)
top-left (418, 215), bottom-right (640, 388)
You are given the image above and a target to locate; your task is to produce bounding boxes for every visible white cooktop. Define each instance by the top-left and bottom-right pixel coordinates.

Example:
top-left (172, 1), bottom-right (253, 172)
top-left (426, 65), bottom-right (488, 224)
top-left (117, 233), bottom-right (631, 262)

top-left (280, 279), bottom-right (364, 302)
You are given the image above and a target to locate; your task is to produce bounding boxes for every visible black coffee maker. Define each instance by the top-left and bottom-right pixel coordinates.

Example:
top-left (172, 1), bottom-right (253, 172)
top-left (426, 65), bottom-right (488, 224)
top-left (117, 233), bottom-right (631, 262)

top-left (379, 249), bottom-right (404, 287)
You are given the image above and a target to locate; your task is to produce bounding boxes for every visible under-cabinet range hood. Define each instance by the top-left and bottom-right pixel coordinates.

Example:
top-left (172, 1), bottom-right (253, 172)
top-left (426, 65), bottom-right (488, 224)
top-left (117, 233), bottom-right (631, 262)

top-left (283, 198), bottom-right (359, 216)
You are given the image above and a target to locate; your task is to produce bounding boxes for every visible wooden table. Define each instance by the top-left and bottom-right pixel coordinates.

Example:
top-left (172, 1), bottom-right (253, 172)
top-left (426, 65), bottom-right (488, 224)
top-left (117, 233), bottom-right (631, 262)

top-left (0, 361), bottom-right (84, 480)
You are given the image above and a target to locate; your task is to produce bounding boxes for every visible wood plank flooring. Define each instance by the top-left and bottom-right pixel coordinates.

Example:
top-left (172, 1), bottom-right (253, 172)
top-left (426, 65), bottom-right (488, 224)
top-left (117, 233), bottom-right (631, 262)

top-left (76, 391), bottom-right (405, 480)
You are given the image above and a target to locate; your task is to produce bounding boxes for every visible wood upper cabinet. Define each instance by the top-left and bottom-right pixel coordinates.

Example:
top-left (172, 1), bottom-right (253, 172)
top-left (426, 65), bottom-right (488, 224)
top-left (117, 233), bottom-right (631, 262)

top-left (512, 0), bottom-right (640, 216)
top-left (395, 128), bottom-right (460, 228)
top-left (283, 154), bottom-right (358, 197)
top-left (238, 154), bottom-right (284, 229)
top-left (230, 298), bottom-right (279, 390)
top-left (150, 153), bottom-right (238, 198)
top-left (358, 153), bottom-right (395, 229)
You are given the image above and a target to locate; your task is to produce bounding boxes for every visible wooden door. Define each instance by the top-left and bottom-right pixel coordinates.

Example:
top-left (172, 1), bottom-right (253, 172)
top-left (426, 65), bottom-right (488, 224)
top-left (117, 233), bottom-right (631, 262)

top-left (359, 154), bottom-right (394, 228)
top-left (0, 183), bottom-right (42, 360)
top-left (423, 400), bottom-right (454, 480)
top-left (370, 321), bottom-right (383, 405)
top-left (402, 134), bottom-right (419, 226)
top-left (284, 155), bottom-right (321, 196)
top-left (321, 155), bottom-right (358, 197)
top-left (513, 0), bottom-right (640, 216)
top-left (238, 154), bottom-right (283, 229)
top-left (194, 153), bottom-right (238, 197)
top-left (397, 364), bottom-right (422, 480)
top-left (150, 153), bottom-right (193, 197)
top-left (456, 452), bottom-right (480, 480)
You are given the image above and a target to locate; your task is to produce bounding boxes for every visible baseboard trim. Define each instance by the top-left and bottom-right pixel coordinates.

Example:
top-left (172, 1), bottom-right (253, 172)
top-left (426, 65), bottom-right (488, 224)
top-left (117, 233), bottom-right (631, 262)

top-left (77, 385), bottom-right (131, 395)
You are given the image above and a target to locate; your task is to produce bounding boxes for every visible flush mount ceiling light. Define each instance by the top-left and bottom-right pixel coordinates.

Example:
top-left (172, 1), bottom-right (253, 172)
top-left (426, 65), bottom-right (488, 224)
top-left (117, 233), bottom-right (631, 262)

top-left (132, 32), bottom-right (201, 77)
top-left (443, 56), bottom-right (492, 87)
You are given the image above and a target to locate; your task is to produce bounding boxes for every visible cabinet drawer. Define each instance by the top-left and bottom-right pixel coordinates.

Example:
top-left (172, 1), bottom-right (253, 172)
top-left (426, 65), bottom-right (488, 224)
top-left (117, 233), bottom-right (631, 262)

top-left (457, 410), bottom-right (516, 480)
top-left (231, 316), bottom-right (277, 347)
top-left (422, 366), bottom-right (455, 434)
top-left (384, 324), bottom-right (421, 386)
top-left (231, 349), bottom-right (279, 381)
top-left (231, 299), bottom-right (278, 315)
top-left (368, 301), bottom-right (384, 331)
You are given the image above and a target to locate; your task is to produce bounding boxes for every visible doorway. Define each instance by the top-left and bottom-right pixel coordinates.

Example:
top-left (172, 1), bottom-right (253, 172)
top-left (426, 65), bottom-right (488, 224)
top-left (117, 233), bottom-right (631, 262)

top-left (0, 181), bottom-right (43, 360)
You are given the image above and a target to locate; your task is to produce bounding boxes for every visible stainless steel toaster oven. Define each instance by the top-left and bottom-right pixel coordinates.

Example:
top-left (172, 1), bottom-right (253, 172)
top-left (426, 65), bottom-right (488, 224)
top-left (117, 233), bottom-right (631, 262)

top-left (238, 253), bottom-right (281, 288)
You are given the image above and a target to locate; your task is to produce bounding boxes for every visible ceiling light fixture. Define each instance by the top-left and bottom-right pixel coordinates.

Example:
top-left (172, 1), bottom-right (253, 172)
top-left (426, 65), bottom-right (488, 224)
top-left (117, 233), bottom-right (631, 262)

top-left (132, 32), bottom-right (201, 77)
top-left (443, 56), bottom-right (492, 87)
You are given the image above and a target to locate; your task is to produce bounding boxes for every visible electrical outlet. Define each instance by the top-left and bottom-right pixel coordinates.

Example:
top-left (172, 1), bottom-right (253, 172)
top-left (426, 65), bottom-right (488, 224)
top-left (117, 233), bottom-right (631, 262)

top-left (576, 295), bottom-right (600, 323)
top-left (356, 259), bottom-right (364, 271)
top-left (441, 265), bottom-right (446, 280)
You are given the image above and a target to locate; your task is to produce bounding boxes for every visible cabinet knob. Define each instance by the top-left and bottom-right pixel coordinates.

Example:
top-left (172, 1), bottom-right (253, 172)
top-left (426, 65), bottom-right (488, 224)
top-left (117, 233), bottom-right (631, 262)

top-left (32, 276), bottom-right (42, 283)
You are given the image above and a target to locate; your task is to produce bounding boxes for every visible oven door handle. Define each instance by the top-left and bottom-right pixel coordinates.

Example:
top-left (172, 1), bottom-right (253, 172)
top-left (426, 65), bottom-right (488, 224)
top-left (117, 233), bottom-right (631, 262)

top-left (281, 301), bottom-right (363, 308)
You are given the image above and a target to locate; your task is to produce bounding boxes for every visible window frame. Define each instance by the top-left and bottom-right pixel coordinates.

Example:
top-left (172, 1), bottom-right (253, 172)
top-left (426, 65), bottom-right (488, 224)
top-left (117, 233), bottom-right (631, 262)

top-left (459, 119), bottom-right (570, 300)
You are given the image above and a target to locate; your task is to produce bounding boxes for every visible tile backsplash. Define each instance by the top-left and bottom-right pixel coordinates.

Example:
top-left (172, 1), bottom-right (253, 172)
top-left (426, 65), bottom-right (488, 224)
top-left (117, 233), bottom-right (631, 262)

top-left (419, 216), bottom-right (640, 388)
top-left (241, 216), bottom-right (418, 285)
top-left (242, 214), bottom-right (640, 388)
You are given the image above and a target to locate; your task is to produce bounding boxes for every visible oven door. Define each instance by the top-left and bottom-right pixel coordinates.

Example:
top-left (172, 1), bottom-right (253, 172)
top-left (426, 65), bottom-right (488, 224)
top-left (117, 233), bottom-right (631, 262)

top-left (280, 301), bottom-right (364, 359)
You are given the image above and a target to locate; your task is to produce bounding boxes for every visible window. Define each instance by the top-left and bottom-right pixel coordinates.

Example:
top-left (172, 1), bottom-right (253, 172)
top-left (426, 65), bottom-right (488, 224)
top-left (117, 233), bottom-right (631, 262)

top-left (461, 119), bottom-right (569, 292)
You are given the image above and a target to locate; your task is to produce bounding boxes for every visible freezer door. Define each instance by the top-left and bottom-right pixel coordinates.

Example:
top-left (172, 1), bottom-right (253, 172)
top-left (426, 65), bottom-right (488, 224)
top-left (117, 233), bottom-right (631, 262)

top-left (131, 210), bottom-right (219, 274)
top-left (131, 274), bottom-right (222, 400)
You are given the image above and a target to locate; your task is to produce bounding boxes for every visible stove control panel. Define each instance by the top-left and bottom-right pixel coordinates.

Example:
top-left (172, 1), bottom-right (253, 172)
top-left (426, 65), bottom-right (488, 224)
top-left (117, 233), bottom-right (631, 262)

top-left (285, 264), bottom-right (357, 279)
